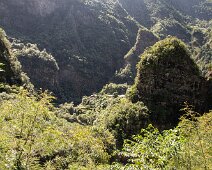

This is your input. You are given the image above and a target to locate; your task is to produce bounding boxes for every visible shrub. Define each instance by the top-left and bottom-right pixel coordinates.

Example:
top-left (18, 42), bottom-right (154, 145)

top-left (0, 89), bottom-right (113, 169)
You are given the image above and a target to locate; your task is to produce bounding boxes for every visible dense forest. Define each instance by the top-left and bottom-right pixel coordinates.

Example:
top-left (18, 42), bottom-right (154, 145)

top-left (0, 0), bottom-right (211, 169)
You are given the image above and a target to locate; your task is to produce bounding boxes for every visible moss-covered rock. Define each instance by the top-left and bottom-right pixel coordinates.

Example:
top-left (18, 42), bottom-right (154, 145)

top-left (129, 37), bottom-right (209, 126)
top-left (0, 29), bottom-right (25, 87)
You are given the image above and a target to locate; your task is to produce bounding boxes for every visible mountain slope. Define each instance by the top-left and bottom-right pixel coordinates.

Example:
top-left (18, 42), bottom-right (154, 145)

top-left (118, 0), bottom-right (212, 80)
top-left (0, 0), bottom-right (211, 102)
top-left (0, 0), bottom-right (139, 103)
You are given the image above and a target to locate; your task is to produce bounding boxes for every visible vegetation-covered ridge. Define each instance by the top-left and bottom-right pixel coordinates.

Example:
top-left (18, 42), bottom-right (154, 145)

top-left (0, 29), bottom-right (31, 90)
top-left (10, 38), bottom-right (60, 94)
top-left (114, 28), bottom-right (159, 84)
top-left (128, 37), bottom-right (211, 126)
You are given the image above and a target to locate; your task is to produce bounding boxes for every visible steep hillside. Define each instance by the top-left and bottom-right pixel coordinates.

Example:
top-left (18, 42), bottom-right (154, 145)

top-left (10, 38), bottom-right (60, 97)
top-left (114, 28), bottom-right (159, 84)
top-left (0, 1), bottom-right (211, 168)
top-left (167, 0), bottom-right (212, 20)
top-left (0, 0), bottom-right (211, 103)
top-left (0, 0), bottom-right (139, 103)
top-left (118, 0), bottom-right (212, 77)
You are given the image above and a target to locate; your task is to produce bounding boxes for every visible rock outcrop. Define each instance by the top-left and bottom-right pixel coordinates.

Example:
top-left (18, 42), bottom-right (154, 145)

top-left (10, 38), bottom-right (60, 96)
top-left (0, 29), bottom-right (24, 86)
top-left (129, 37), bottom-right (210, 126)
top-left (114, 28), bottom-right (159, 84)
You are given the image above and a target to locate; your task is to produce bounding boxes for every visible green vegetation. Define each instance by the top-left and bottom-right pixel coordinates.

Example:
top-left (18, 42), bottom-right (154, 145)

top-left (100, 83), bottom-right (129, 95)
top-left (59, 92), bottom-right (150, 147)
top-left (114, 125), bottom-right (184, 169)
top-left (93, 98), bottom-right (149, 147)
top-left (11, 39), bottom-right (58, 70)
top-left (112, 109), bottom-right (212, 170)
top-left (0, 85), bottom-right (211, 169)
top-left (0, 28), bottom-right (31, 90)
top-left (0, 1), bottom-right (211, 169)
top-left (10, 38), bottom-right (59, 93)
top-left (1, 79), bottom-right (209, 170)
top-left (0, 89), bottom-right (114, 169)
top-left (128, 37), bottom-right (209, 126)
top-left (191, 24), bottom-right (212, 78)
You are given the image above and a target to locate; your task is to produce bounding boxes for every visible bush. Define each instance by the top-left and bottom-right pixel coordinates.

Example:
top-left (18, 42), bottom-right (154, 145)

top-left (94, 98), bottom-right (149, 147)
top-left (100, 83), bottom-right (129, 95)
top-left (112, 108), bottom-right (212, 169)
top-left (116, 124), bottom-right (184, 169)
top-left (0, 88), bottom-right (113, 169)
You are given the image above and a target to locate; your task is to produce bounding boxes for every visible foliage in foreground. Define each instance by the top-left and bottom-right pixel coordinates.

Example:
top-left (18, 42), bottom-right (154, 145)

top-left (0, 89), bottom-right (114, 169)
top-left (0, 87), bottom-right (211, 170)
top-left (112, 109), bottom-right (212, 170)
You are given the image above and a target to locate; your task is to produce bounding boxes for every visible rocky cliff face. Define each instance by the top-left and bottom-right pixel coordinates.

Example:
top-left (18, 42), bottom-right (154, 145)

top-left (129, 37), bottom-right (210, 126)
